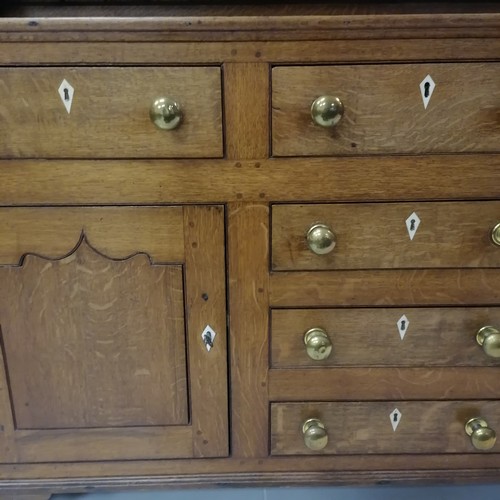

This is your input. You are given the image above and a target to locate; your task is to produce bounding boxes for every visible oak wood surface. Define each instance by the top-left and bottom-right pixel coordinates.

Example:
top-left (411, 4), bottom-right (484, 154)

top-left (272, 63), bottom-right (500, 156)
top-left (271, 401), bottom-right (500, 455)
top-left (271, 307), bottom-right (500, 368)
top-left (228, 203), bottom-right (270, 458)
top-left (268, 367), bottom-right (500, 401)
top-left (0, 67), bottom-right (222, 159)
top-left (0, 240), bottom-right (187, 429)
top-left (272, 202), bottom-right (500, 270)
top-left (0, 207), bottom-right (184, 265)
top-left (183, 205), bottom-right (228, 458)
top-left (1, 156), bottom-right (500, 205)
top-left (270, 269), bottom-right (500, 307)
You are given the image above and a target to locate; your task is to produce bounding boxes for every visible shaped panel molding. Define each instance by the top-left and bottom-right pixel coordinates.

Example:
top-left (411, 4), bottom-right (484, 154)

top-left (0, 235), bottom-right (188, 430)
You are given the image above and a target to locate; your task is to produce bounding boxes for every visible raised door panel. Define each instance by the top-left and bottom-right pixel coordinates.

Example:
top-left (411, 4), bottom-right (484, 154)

top-left (0, 206), bottom-right (228, 462)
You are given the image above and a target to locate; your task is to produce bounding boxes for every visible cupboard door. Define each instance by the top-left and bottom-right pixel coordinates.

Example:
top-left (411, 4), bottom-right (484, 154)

top-left (0, 206), bottom-right (227, 462)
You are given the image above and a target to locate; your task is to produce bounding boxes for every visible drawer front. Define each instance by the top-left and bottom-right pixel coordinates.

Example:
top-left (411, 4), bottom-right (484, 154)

top-left (271, 401), bottom-right (500, 455)
top-left (272, 202), bottom-right (500, 271)
top-left (0, 67), bottom-right (222, 158)
top-left (271, 308), bottom-right (500, 368)
top-left (272, 63), bottom-right (500, 157)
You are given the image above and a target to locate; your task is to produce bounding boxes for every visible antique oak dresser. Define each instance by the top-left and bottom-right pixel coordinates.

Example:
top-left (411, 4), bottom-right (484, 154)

top-left (0, 1), bottom-right (499, 498)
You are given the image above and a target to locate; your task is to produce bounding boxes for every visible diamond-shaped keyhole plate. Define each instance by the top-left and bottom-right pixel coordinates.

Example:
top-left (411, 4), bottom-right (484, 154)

top-left (58, 79), bottom-right (74, 114)
top-left (397, 314), bottom-right (410, 340)
top-left (420, 75), bottom-right (435, 109)
top-left (201, 325), bottom-right (217, 352)
top-left (405, 212), bottom-right (420, 241)
top-left (390, 408), bottom-right (402, 432)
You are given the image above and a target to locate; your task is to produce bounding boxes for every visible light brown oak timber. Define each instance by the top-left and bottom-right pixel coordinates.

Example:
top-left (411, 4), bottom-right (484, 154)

top-left (273, 63), bottom-right (500, 156)
top-left (183, 205), bottom-right (228, 457)
top-left (270, 269), bottom-right (500, 307)
top-left (0, 67), bottom-right (222, 159)
top-left (272, 202), bottom-right (500, 271)
top-left (1, 39), bottom-right (499, 65)
top-left (268, 368), bottom-right (500, 401)
top-left (228, 203), bottom-right (269, 457)
top-left (1, 156), bottom-right (500, 206)
top-left (0, 207), bottom-right (184, 265)
top-left (224, 63), bottom-right (269, 160)
top-left (271, 307), bottom-right (500, 368)
top-left (0, 241), bottom-right (187, 430)
top-left (271, 401), bottom-right (500, 455)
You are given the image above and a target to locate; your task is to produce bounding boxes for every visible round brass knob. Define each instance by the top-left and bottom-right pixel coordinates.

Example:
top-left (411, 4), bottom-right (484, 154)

top-left (476, 326), bottom-right (500, 358)
top-left (302, 418), bottom-right (328, 451)
top-left (306, 223), bottom-right (336, 255)
top-left (311, 96), bottom-right (344, 128)
top-left (465, 417), bottom-right (497, 450)
top-left (491, 223), bottom-right (500, 247)
top-left (304, 328), bottom-right (332, 361)
top-left (150, 97), bottom-right (182, 130)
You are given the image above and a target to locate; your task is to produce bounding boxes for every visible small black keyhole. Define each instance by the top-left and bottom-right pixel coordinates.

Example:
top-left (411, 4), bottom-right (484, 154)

top-left (410, 219), bottom-right (416, 231)
top-left (393, 413), bottom-right (398, 422)
top-left (424, 82), bottom-right (430, 98)
top-left (400, 320), bottom-right (406, 331)
top-left (203, 333), bottom-right (213, 349)
top-left (63, 88), bottom-right (70, 101)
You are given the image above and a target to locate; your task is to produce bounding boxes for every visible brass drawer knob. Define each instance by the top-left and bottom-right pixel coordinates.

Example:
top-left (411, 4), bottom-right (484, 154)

top-left (465, 417), bottom-right (497, 450)
top-left (476, 326), bottom-right (500, 358)
top-left (311, 96), bottom-right (344, 128)
top-left (304, 328), bottom-right (332, 360)
top-left (492, 223), bottom-right (500, 246)
top-left (306, 223), bottom-right (336, 255)
top-left (302, 418), bottom-right (328, 451)
top-left (150, 97), bottom-right (183, 130)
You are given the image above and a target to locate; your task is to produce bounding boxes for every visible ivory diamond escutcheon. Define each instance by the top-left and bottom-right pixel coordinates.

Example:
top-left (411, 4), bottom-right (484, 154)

top-left (419, 74), bottom-right (435, 109)
top-left (390, 408), bottom-right (402, 432)
top-left (397, 314), bottom-right (410, 340)
top-left (201, 325), bottom-right (217, 352)
top-left (58, 79), bottom-right (75, 114)
top-left (405, 212), bottom-right (421, 241)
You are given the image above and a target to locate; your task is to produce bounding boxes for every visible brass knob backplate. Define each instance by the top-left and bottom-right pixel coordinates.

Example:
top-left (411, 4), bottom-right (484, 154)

top-left (302, 418), bottom-right (328, 451)
top-left (304, 328), bottom-right (333, 361)
top-left (476, 326), bottom-right (500, 358)
top-left (492, 223), bottom-right (500, 247)
top-left (465, 417), bottom-right (497, 450)
top-left (150, 97), bottom-right (183, 130)
top-left (306, 223), bottom-right (336, 255)
top-left (311, 96), bottom-right (344, 128)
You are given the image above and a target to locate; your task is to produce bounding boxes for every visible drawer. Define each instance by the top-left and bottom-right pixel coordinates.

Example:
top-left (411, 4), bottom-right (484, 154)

top-left (272, 63), bottom-right (500, 156)
top-left (271, 401), bottom-right (500, 455)
top-left (271, 308), bottom-right (500, 368)
top-left (272, 202), bottom-right (500, 271)
top-left (0, 67), bottom-right (222, 158)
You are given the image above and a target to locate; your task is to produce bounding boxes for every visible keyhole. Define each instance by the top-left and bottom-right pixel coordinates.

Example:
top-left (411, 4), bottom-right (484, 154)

top-left (424, 82), bottom-right (430, 98)
top-left (400, 320), bottom-right (406, 331)
top-left (393, 413), bottom-right (398, 423)
top-left (203, 333), bottom-right (213, 349)
top-left (63, 88), bottom-right (70, 101)
top-left (410, 219), bottom-right (416, 231)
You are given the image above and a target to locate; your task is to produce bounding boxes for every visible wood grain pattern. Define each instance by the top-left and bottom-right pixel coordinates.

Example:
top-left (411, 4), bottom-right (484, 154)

top-left (2, 39), bottom-right (499, 65)
top-left (1, 156), bottom-right (500, 205)
top-left (271, 401), bottom-right (500, 455)
top-left (0, 239), bottom-right (187, 429)
top-left (270, 269), bottom-right (500, 307)
top-left (228, 203), bottom-right (269, 458)
top-left (0, 67), bottom-right (222, 158)
top-left (183, 205), bottom-right (228, 458)
top-left (271, 307), bottom-right (500, 368)
top-left (224, 63), bottom-right (269, 160)
top-left (272, 63), bottom-right (500, 156)
top-left (272, 202), bottom-right (500, 270)
top-left (269, 367), bottom-right (500, 401)
top-left (0, 207), bottom-right (184, 265)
